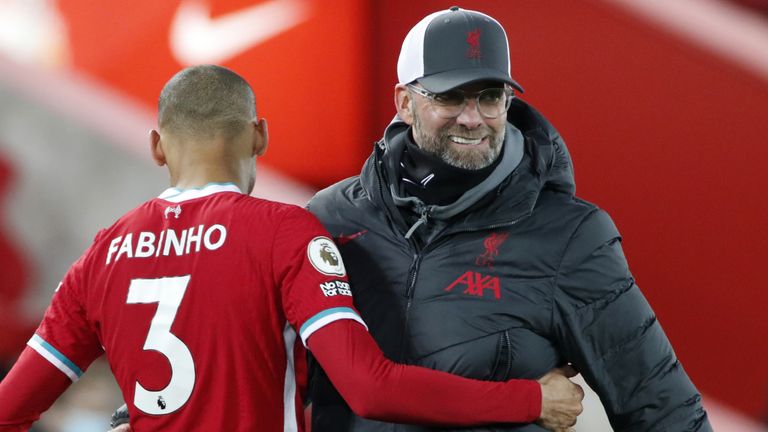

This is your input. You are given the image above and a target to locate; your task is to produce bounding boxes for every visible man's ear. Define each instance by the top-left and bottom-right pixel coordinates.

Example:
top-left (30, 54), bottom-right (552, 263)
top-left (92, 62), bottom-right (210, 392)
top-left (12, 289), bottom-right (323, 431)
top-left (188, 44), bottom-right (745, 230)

top-left (252, 118), bottom-right (268, 157)
top-left (149, 129), bottom-right (166, 166)
top-left (394, 84), bottom-right (415, 125)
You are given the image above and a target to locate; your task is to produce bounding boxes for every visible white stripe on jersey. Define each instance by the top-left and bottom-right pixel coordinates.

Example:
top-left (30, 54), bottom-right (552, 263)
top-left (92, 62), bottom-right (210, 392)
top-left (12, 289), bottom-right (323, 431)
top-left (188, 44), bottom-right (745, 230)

top-left (283, 322), bottom-right (298, 432)
top-left (299, 307), bottom-right (368, 347)
top-left (27, 334), bottom-right (83, 382)
top-left (157, 183), bottom-right (242, 203)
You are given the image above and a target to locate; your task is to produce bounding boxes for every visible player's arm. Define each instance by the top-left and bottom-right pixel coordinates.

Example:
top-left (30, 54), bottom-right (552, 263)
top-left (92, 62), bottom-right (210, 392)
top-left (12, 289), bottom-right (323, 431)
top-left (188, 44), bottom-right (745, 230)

top-left (308, 319), bottom-right (582, 429)
top-left (0, 347), bottom-right (74, 430)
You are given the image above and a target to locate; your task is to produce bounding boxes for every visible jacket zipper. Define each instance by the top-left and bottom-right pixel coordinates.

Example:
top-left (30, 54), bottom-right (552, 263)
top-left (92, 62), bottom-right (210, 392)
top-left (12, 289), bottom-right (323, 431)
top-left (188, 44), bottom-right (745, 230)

top-left (399, 204), bottom-right (431, 359)
top-left (492, 330), bottom-right (512, 381)
top-left (398, 251), bottom-right (422, 361)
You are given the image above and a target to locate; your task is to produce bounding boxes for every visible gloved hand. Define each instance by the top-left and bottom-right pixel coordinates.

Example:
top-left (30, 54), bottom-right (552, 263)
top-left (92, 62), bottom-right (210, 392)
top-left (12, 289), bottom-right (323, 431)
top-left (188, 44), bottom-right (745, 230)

top-left (110, 403), bottom-right (130, 428)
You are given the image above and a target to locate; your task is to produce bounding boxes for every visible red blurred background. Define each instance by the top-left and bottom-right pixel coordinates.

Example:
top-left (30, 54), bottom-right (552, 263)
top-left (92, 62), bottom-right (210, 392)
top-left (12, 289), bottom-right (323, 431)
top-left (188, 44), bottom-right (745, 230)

top-left (1, 0), bottom-right (767, 426)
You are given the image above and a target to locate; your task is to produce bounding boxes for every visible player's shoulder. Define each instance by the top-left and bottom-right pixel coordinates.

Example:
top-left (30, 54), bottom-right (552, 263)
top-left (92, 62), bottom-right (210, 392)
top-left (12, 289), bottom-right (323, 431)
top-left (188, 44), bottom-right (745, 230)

top-left (63, 199), bottom-right (158, 270)
top-left (232, 195), bottom-right (325, 232)
top-left (90, 199), bottom-right (155, 242)
top-left (118, 195), bottom-right (171, 221)
top-left (236, 195), bottom-right (311, 217)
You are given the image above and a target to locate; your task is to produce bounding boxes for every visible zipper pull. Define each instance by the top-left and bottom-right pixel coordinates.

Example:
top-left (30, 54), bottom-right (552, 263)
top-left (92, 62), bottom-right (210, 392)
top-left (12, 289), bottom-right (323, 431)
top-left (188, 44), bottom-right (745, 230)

top-left (404, 207), bottom-right (430, 239)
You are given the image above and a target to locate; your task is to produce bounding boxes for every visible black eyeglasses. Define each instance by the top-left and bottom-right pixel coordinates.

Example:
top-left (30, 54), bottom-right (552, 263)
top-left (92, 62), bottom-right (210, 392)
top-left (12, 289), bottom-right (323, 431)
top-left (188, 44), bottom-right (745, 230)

top-left (407, 84), bottom-right (514, 119)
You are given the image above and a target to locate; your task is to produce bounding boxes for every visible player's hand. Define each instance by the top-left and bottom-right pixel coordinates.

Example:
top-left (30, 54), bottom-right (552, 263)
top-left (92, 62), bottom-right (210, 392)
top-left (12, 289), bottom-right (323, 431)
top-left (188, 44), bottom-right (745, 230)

top-left (108, 403), bottom-right (130, 432)
top-left (535, 365), bottom-right (584, 431)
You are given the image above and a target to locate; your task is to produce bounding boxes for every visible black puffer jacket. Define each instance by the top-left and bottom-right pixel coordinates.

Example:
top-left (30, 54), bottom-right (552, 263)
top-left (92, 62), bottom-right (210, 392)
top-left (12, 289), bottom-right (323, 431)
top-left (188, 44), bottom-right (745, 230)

top-left (307, 99), bottom-right (711, 431)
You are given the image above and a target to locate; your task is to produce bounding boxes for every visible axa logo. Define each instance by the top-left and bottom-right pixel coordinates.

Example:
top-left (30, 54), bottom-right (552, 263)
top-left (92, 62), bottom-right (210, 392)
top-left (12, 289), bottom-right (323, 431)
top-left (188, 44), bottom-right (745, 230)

top-left (476, 232), bottom-right (509, 270)
top-left (466, 28), bottom-right (482, 59)
top-left (164, 205), bottom-right (181, 219)
top-left (445, 271), bottom-right (500, 300)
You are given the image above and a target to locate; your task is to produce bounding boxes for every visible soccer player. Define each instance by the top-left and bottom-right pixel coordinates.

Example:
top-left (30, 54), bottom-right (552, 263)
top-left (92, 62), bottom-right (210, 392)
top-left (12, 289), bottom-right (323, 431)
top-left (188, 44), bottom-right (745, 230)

top-left (0, 65), bottom-right (583, 431)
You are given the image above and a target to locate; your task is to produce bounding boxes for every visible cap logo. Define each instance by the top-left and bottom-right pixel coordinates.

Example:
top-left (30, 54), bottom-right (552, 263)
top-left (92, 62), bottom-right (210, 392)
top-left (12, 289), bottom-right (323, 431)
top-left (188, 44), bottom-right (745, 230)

top-left (466, 28), bottom-right (482, 59)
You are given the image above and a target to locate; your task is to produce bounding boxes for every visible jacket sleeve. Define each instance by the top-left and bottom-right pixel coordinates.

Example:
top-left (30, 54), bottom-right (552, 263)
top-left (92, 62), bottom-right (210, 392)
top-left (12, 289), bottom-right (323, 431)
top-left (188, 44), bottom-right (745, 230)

top-left (552, 209), bottom-right (711, 431)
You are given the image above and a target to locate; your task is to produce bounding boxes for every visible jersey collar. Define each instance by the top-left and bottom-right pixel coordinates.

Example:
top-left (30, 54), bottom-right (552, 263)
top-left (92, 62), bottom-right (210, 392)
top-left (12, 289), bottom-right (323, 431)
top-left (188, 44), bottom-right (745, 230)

top-left (158, 182), bottom-right (243, 203)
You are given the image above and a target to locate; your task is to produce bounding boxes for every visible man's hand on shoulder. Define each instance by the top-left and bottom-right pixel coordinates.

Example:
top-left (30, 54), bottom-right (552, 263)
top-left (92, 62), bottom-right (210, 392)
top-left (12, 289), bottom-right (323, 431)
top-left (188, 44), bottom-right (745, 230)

top-left (536, 366), bottom-right (584, 431)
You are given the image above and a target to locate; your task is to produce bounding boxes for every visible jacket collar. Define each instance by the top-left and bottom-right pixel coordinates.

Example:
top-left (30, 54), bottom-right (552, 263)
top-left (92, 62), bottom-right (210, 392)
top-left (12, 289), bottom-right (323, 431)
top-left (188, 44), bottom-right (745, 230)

top-left (158, 182), bottom-right (243, 203)
top-left (382, 121), bottom-right (525, 221)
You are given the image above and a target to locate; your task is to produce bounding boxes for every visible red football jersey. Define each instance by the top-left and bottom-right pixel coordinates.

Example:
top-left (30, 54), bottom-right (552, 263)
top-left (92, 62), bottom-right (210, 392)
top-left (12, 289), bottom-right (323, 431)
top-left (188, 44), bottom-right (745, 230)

top-left (27, 184), bottom-right (365, 431)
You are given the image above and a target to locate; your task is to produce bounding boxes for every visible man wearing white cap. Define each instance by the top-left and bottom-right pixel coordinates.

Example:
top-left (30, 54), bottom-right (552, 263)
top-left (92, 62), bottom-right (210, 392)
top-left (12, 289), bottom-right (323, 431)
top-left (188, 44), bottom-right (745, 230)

top-left (307, 6), bottom-right (711, 432)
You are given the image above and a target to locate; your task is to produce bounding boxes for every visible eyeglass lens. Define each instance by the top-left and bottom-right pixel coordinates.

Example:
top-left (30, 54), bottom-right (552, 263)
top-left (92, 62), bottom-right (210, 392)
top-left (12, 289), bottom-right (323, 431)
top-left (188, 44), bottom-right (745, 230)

top-left (430, 88), bottom-right (512, 118)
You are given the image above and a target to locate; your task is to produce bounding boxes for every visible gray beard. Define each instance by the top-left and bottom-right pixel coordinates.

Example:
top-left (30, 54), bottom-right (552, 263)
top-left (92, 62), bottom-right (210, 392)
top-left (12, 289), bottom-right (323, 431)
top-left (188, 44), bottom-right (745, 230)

top-left (411, 111), bottom-right (505, 170)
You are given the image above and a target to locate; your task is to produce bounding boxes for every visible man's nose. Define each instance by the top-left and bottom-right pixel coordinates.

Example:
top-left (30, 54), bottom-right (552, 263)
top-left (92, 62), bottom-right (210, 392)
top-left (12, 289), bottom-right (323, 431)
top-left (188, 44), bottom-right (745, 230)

top-left (454, 98), bottom-right (483, 129)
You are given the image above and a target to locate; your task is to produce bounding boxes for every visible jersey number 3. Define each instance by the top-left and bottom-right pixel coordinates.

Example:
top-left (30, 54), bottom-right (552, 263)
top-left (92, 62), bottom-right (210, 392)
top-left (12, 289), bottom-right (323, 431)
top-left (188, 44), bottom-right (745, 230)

top-left (127, 275), bottom-right (195, 415)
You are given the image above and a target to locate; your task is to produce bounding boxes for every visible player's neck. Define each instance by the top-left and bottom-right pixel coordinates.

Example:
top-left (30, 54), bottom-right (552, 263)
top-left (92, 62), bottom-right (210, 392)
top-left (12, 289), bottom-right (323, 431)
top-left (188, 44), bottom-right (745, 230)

top-left (164, 137), bottom-right (253, 194)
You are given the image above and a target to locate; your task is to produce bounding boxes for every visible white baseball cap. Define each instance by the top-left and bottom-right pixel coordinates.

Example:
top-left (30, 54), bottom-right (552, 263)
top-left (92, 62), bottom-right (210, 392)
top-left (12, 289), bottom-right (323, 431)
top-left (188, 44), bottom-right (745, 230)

top-left (397, 6), bottom-right (523, 93)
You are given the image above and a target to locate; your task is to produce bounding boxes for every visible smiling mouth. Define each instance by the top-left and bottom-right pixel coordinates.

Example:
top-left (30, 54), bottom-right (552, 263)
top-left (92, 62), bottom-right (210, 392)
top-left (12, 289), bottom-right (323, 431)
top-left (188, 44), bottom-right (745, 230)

top-left (450, 135), bottom-right (486, 145)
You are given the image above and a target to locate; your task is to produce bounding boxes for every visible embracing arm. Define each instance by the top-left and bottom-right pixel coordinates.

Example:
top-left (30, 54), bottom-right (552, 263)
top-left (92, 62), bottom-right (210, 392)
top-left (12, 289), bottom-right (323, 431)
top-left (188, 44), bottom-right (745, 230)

top-left (309, 319), bottom-right (581, 428)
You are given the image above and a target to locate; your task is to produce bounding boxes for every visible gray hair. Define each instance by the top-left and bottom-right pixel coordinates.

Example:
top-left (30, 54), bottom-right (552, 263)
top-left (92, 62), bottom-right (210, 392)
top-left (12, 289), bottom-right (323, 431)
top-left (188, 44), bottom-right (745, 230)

top-left (158, 65), bottom-right (256, 140)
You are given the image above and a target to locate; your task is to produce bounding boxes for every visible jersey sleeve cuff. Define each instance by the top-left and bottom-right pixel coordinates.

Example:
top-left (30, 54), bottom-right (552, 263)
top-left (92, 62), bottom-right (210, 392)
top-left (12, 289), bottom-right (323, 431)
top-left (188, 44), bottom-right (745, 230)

top-left (298, 307), bottom-right (368, 347)
top-left (27, 334), bottom-right (83, 382)
top-left (520, 378), bottom-right (542, 423)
